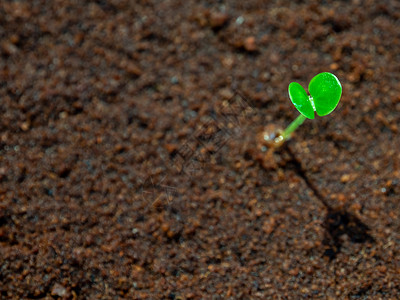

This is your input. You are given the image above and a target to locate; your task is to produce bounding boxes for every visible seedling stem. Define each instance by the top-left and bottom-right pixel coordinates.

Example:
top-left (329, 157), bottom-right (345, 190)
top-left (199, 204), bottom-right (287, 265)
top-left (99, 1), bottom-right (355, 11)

top-left (280, 113), bottom-right (307, 142)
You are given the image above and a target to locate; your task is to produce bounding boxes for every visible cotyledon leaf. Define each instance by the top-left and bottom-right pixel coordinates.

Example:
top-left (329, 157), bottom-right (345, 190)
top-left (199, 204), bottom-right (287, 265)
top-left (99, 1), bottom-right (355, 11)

top-left (288, 82), bottom-right (315, 119)
top-left (308, 72), bottom-right (342, 116)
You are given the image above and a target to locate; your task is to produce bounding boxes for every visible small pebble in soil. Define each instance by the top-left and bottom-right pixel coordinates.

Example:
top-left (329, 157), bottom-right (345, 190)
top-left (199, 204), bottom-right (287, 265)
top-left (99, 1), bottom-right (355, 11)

top-left (235, 16), bottom-right (244, 25)
top-left (51, 283), bottom-right (69, 297)
top-left (244, 36), bottom-right (257, 52)
top-left (209, 11), bottom-right (229, 29)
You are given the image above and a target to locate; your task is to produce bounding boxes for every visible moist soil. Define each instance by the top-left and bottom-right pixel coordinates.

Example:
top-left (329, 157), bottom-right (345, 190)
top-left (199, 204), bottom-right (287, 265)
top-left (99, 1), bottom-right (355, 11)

top-left (1, 0), bottom-right (400, 299)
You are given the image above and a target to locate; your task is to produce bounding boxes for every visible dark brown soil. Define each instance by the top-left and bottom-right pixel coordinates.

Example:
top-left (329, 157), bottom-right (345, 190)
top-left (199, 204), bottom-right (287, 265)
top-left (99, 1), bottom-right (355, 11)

top-left (1, 0), bottom-right (400, 299)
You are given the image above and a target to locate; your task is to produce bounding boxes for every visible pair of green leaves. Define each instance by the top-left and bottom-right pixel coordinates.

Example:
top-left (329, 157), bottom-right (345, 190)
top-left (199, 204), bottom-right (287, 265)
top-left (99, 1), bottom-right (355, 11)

top-left (288, 72), bottom-right (342, 119)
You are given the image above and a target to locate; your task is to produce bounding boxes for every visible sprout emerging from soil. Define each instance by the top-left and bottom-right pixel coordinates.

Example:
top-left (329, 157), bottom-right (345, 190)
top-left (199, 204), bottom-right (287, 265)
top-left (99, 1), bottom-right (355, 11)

top-left (271, 72), bottom-right (342, 145)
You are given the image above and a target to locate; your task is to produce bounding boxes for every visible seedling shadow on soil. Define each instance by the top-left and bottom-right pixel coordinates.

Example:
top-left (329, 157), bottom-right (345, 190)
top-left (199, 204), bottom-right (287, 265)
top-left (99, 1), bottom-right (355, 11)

top-left (322, 208), bottom-right (375, 261)
top-left (284, 144), bottom-right (375, 261)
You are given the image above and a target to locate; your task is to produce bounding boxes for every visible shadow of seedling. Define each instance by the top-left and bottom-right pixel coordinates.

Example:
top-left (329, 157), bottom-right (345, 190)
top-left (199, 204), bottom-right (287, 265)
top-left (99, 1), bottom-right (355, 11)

top-left (140, 91), bottom-right (258, 206)
top-left (285, 145), bottom-right (375, 261)
top-left (322, 208), bottom-right (375, 261)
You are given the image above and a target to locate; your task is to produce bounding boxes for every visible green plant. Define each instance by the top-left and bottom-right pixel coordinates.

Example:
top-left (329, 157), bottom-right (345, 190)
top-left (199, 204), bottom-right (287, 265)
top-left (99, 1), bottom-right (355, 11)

top-left (277, 72), bottom-right (342, 143)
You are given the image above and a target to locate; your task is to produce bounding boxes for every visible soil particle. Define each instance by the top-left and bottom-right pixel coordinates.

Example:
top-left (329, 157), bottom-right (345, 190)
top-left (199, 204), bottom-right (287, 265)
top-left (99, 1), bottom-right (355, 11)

top-left (209, 11), bottom-right (230, 30)
top-left (244, 36), bottom-right (258, 52)
top-left (51, 283), bottom-right (69, 297)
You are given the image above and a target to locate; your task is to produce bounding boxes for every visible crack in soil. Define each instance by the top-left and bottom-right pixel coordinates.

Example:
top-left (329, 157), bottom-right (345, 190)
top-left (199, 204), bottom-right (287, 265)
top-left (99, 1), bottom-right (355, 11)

top-left (285, 144), bottom-right (375, 261)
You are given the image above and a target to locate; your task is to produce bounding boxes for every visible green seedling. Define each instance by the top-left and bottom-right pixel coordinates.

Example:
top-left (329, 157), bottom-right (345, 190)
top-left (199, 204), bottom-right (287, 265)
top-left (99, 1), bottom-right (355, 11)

top-left (276, 72), bottom-right (342, 144)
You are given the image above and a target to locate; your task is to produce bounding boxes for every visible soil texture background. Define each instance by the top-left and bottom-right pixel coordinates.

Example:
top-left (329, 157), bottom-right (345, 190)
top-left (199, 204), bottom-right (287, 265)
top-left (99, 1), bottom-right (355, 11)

top-left (1, 0), bottom-right (400, 299)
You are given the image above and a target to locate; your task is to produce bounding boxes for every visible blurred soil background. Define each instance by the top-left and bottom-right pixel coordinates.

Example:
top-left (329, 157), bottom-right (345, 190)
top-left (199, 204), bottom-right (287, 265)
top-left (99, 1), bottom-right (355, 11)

top-left (0, 0), bottom-right (399, 299)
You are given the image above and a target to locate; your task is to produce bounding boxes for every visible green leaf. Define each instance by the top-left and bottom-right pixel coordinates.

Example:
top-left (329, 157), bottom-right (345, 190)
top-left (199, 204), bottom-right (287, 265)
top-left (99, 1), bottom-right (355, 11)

top-left (288, 82), bottom-right (315, 119)
top-left (308, 72), bottom-right (342, 116)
